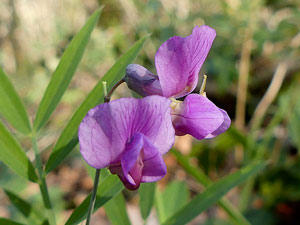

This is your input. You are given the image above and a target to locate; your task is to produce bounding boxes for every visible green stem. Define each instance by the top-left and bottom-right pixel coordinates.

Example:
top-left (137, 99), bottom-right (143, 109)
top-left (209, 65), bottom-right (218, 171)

top-left (32, 136), bottom-right (56, 225)
top-left (86, 169), bottom-right (101, 225)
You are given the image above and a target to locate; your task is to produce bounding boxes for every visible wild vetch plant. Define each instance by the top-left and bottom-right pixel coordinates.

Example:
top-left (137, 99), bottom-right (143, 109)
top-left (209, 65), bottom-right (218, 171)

top-left (0, 8), bottom-right (268, 225)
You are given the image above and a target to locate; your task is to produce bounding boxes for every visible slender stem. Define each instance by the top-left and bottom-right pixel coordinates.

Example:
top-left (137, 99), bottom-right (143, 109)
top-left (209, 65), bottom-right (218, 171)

top-left (32, 136), bottom-right (56, 225)
top-left (235, 30), bottom-right (252, 132)
top-left (250, 62), bottom-right (288, 131)
top-left (86, 169), bottom-right (101, 225)
top-left (104, 78), bottom-right (125, 102)
top-left (85, 78), bottom-right (125, 224)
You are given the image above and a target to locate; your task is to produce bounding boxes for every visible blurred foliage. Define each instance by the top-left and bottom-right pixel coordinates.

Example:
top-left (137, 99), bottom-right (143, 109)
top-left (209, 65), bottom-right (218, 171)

top-left (0, 0), bottom-right (300, 224)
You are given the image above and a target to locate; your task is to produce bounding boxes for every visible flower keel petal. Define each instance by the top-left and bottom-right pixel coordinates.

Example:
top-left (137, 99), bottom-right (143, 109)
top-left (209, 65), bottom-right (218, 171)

top-left (171, 94), bottom-right (224, 140)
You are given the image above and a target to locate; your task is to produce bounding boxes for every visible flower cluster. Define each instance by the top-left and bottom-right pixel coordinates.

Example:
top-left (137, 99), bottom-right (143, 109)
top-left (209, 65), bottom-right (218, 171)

top-left (78, 25), bottom-right (230, 190)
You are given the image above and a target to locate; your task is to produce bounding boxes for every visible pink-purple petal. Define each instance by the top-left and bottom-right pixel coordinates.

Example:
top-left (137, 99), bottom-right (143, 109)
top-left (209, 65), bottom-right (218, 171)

top-left (120, 133), bottom-right (144, 189)
top-left (141, 134), bottom-right (167, 182)
top-left (132, 96), bottom-right (175, 155)
top-left (119, 133), bottom-right (167, 189)
top-left (78, 96), bottom-right (174, 169)
top-left (155, 36), bottom-right (188, 98)
top-left (171, 94), bottom-right (224, 140)
top-left (155, 25), bottom-right (216, 98)
top-left (205, 109), bottom-right (231, 139)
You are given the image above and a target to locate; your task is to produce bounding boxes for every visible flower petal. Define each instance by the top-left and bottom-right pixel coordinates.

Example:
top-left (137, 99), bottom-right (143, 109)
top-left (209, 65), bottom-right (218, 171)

top-left (132, 96), bottom-right (175, 155)
top-left (155, 25), bottom-right (216, 98)
top-left (205, 109), bottom-right (231, 139)
top-left (121, 133), bottom-right (144, 189)
top-left (110, 133), bottom-right (167, 190)
top-left (125, 64), bottom-right (163, 97)
top-left (141, 136), bottom-right (167, 182)
top-left (78, 96), bottom-right (175, 169)
top-left (171, 94), bottom-right (224, 140)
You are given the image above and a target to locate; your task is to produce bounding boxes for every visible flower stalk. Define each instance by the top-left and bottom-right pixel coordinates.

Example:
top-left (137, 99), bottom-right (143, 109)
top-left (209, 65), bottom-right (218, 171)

top-left (85, 169), bottom-right (101, 225)
top-left (104, 78), bottom-right (125, 102)
top-left (31, 135), bottom-right (56, 225)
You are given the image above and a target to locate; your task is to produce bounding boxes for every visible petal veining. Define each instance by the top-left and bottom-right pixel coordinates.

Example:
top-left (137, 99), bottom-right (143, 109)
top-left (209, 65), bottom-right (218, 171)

top-left (171, 94), bottom-right (224, 140)
top-left (155, 25), bottom-right (216, 98)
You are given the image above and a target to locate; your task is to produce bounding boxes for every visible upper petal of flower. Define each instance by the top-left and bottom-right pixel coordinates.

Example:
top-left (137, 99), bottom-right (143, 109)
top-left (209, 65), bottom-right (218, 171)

top-left (171, 94), bottom-right (225, 140)
top-left (155, 26), bottom-right (216, 98)
top-left (78, 96), bottom-right (175, 169)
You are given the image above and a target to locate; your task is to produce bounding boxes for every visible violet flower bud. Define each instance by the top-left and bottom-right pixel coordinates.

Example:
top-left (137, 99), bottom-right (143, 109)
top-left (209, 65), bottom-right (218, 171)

top-left (124, 64), bottom-right (163, 97)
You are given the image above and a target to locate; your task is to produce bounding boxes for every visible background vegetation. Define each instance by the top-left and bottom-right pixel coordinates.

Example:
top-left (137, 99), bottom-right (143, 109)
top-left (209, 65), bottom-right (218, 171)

top-left (0, 0), bottom-right (299, 224)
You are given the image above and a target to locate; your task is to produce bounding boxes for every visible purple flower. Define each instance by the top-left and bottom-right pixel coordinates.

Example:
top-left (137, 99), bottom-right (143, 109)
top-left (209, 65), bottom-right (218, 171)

top-left (78, 96), bottom-right (175, 190)
top-left (125, 25), bottom-right (231, 140)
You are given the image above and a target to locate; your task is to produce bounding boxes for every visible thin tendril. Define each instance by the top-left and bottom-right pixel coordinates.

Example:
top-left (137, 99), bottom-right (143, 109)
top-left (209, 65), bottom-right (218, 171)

top-left (199, 75), bottom-right (207, 95)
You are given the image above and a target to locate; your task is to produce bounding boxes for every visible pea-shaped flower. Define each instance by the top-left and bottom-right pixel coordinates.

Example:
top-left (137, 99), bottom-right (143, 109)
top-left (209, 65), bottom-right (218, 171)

top-left (78, 96), bottom-right (175, 190)
top-left (125, 25), bottom-right (231, 140)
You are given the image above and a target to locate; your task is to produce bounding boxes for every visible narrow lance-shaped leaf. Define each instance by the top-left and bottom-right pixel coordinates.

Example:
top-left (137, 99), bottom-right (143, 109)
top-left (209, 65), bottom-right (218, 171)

top-left (156, 181), bottom-right (189, 224)
top-left (139, 182), bottom-right (156, 221)
top-left (162, 161), bottom-right (267, 225)
top-left (45, 36), bottom-right (149, 174)
top-left (4, 189), bottom-right (47, 225)
top-left (65, 173), bottom-right (124, 225)
top-left (0, 121), bottom-right (38, 182)
top-left (172, 149), bottom-right (251, 225)
top-left (104, 193), bottom-right (131, 225)
top-left (33, 8), bottom-right (102, 132)
top-left (0, 218), bottom-right (24, 225)
top-left (0, 67), bottom-right (31, 134)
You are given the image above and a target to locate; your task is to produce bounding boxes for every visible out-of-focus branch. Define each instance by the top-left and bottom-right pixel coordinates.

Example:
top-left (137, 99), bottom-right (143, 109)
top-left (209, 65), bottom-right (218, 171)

top-left (235, 30), bottom-right (253, 132)
top-left (250, 62), bottom-right (288, 130)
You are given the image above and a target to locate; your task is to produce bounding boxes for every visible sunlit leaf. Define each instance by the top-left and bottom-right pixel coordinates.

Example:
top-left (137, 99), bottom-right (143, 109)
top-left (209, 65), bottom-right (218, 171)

top-left (139, 182), bottom-right (156, 221)
top-left (0, 121), bottom-right (38, 182)
top-left (156, 181), bottom-right (189, 224)
top-left (33, 8), bottom-right (102, 131)
top-left (0, 67), bottom-right (31, 134)
top-left (162, 161), bottom-right (267, 225)
top-left (65, 173), bottom-right (124, 225)
top-left (172, 149), bottom-right (251, 225)
top-left (104, 192), bottom-right (131, 225)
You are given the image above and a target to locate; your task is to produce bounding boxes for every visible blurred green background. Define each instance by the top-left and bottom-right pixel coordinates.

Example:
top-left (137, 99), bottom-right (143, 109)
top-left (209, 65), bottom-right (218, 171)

top-left (0, 0), bottom-right (300, 224)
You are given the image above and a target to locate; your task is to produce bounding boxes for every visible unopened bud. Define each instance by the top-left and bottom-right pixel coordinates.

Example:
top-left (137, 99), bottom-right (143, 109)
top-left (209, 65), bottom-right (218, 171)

top-left (124, 64), bottom-right (163, 97)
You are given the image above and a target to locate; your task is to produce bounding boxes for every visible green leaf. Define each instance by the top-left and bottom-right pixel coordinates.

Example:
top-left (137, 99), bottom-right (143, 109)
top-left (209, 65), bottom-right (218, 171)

top-left (104, 193), bottom-right (131, 225)
top-left (156, 181), bottom-right (189, 224)
top-left (86, 168), bottom-right (129, 225)
top-left (0, 67), bottom-right (31, 134)
top-left (139, 182), bottom-right (156, 221)
top-left (0, 218), bottom-right (24, 225)
top-left (0, 121), bottom-right (38, 182)
top-left (172, 149), bottom-right (251, 225)
top-left (45, 36), bottom-right (149, 174)
top-left (65, 173), bottom-right (124, 225)
top-left (162, 161), bottom-right (267, 225)
top-left (4, 189), bottom-right (47, 224)
top-left (33, 8), bottom-right (102, 132)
